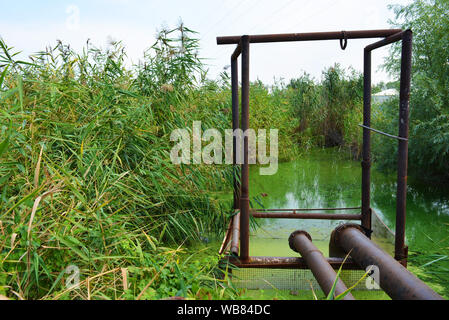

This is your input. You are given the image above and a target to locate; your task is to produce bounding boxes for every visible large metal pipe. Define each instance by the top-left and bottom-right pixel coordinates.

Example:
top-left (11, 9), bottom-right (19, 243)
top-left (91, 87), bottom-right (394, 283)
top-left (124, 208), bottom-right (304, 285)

top-left (239, 35), bottom-right (250, 261)
top-left (289, 230), bottom-right (355, 300)
top-left (331, 224), bottom-right (443, 300)
top-left (217, 29), bottom-right (403, 45)
top-left (256, 207), bottom-right (361, 211)
top-left (395, 29), bottom-right (413, 264)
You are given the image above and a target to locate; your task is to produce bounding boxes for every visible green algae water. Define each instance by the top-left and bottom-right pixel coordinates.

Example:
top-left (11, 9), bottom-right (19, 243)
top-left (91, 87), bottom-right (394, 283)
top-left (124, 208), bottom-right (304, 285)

top-left (248, 148), bottom-right (449, 256)
top-left (227, 148), bottom-right (449, 299)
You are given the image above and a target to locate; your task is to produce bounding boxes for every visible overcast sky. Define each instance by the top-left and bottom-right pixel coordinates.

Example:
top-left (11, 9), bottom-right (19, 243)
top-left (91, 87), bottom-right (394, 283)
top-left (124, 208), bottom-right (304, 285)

top-left (0, 0), bottom-right (411, 85)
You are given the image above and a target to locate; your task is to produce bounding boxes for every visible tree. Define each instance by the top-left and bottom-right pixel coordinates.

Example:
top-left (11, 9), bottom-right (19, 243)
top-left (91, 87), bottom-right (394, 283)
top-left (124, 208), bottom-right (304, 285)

top-left (376, 0), bottom-right (449, 180)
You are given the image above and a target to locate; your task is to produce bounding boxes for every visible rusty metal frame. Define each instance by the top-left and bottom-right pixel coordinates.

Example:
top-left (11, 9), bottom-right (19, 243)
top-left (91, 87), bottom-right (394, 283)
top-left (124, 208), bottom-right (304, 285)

top-left (217, 29), bottom-right (412, 269)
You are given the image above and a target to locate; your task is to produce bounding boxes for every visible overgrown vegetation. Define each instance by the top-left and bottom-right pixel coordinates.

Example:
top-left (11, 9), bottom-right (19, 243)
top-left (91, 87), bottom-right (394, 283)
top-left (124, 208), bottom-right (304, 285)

top-left (285, 66), bottom-right (363, 156)
top-left (235, 65), bottom-right (365, 160)
top-left (1, 0), bottom-right (448, 300)
top-left (373, 0), bottom-right (449, 181)
top-left (0, 25), bottom-right (367, 299)
top-left (0, 25), bottom-right (238, 299)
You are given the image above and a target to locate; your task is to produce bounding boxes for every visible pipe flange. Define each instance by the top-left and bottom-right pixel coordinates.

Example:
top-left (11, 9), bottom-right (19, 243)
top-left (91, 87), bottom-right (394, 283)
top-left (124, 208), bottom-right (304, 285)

top-left (288, 230), bottom-right (312, 252)
top-left (333, 223), bottom-right (365, 244)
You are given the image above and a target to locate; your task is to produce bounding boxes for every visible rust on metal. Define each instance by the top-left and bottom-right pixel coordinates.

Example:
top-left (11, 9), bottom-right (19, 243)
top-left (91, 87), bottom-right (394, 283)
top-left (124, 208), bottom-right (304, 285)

top-left (239, 35), bottom-right (250, 261)
top-left (289, 230), bottom-right (354, 300)
top-left (224, 256), bottom-right (361, 270)
top-left (219, 29), bottom-right (417, 296)
top-left (362, 46), bottom-right (372, 234)
top-left (231, 54), bottom-right (240, 210)
top-left (256, 207), bottom-right (361, 211)
top-left (365, 30), bottom-right (405, 51)
top-left (217, 29), bottom-right (403, 45)
top-left (331, 224), bottom-right (443, 300)
top-left (231, 43), bottom-right (242, 60)
top-left (395, 29), bottom-right (413, 263)
top-left (251, 211), bottom-right (362, 220)
top-left (218, 219), bottom-right (233, 255)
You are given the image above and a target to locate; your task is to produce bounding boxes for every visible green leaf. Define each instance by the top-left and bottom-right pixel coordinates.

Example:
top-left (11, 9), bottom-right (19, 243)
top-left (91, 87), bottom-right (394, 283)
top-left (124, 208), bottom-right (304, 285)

top-left (326, 251), bottom-right (351, 300)
top-left (0, 65), bottom-right (9, 87)
top-left (421, 255), bottom-right (448, 268)
top-left (17, 74), bottom-right (23, 110)
top-left (0, 132), bottom-right (10, 158)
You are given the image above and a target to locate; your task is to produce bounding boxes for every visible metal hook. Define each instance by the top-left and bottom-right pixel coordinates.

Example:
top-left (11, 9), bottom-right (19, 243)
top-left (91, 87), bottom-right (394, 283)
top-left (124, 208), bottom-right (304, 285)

top-left (340, 31), bottom-right (348, 50)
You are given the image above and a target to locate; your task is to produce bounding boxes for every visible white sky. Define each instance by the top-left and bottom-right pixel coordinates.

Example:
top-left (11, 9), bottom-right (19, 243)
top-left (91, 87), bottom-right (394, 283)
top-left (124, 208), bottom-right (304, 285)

top-left (0, 0), bottom-right (411, 85)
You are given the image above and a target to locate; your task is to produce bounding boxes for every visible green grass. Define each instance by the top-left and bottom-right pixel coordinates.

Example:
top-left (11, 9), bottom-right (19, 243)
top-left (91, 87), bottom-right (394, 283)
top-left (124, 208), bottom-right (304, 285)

top-left (242, 289), bottom-right (390, 300)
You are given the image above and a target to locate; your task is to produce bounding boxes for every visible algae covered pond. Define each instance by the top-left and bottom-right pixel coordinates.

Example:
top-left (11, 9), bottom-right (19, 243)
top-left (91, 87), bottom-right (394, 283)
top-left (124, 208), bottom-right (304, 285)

top-left (247, 148), bottom-right (449, 255)
top-left (226, 148), bottom-right (449, 298)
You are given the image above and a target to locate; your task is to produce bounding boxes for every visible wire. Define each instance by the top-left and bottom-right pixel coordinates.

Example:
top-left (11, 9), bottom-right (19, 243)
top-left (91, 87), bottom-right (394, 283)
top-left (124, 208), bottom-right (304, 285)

top-left (286, 0), bottom-right (342, 32)
top-left (200, 0), bottom-right (248, 41)
top-left (206, 0), bottom-right (343, 80)
top-left (245, 0), bottom-right (298, 35)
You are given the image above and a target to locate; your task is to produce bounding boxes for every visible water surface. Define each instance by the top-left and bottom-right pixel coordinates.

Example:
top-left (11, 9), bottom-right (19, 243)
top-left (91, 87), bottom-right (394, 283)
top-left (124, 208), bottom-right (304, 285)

top-left (247, 148), bottom-right (449, 257)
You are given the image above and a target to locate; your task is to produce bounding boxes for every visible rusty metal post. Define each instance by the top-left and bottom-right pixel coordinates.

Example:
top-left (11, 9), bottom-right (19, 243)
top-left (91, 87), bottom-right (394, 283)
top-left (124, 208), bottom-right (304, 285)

top-left (395, 30), bottom-right (413, 264)
top-left (331, 224), bottom-right (443, 300)
top-left (231, 54), bottom-right (240, 210)
top-left (239, 35), bottom-right (250, 261)
top-left (361, 48), bottom-right (372, 234)
top-left (289, 231), bottom-right (355, 300)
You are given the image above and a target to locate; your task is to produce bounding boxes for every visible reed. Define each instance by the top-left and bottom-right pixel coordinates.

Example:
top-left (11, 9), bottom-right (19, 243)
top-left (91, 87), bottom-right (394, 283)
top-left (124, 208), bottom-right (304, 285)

top-left (0, 24), bottom-right (235, 299)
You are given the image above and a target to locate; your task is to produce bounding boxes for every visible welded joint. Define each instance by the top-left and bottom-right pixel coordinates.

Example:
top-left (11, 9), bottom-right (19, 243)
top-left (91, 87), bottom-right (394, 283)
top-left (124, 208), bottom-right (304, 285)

top-left (395, 246), bottom-right (409, 266)
top-left (288, 230), bottom-right (312, 253)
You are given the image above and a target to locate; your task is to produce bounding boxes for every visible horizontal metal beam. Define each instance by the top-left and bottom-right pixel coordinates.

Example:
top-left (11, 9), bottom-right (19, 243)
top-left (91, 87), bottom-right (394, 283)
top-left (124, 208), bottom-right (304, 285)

top-left (217, 29), bottom-right (403, 45)
top-left (224, 256), bottom-right (361, 270)
top-left (256, 207), bottom-right (361, 212)
top-left (251, 211), bottom-right (362, 220)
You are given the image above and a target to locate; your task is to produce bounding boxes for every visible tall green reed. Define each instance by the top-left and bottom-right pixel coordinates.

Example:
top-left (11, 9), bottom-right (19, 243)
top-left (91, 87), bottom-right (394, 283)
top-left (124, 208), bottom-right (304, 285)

top-left (0, 24), bottom-right (234, 299)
